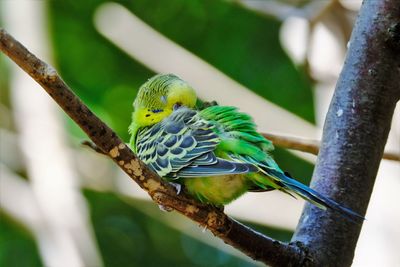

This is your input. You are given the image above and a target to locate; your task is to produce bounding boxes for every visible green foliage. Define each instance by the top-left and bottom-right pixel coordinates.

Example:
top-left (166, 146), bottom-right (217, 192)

top-left (48, 0), bottom-right (153, 139)
top-left (0, 214), bottom-right (42, 267)
top-left (48, 0), bottom-right (314, 140)
top-left (128, 0), bottom-right (314, 122)
top-left (84, 190), bottom-right (258, 267)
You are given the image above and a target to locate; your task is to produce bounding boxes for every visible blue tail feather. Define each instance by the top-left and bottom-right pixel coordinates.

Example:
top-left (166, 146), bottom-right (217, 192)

top-left (267, 169), bottom-right (365, 223)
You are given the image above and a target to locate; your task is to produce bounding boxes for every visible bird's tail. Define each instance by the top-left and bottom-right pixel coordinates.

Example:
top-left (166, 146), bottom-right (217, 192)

top-left (264, 169), bottom-right (365, 223)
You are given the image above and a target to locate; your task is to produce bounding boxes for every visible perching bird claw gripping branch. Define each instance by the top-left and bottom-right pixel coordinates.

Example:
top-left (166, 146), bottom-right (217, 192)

top-left (0, 28), bottom-right (305, 266)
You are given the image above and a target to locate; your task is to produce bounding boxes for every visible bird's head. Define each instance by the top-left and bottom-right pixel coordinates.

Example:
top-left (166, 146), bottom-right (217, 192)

top-left (129, 74), bottom-right (197, 149)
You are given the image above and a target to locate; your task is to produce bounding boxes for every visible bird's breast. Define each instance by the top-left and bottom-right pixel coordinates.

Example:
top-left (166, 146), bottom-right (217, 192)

top-left (183, 174), bottom-right (249, 205)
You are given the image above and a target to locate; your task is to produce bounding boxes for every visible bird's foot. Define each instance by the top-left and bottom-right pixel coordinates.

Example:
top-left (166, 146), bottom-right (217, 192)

top-left (158, 204), bottom-right (173, 212)
top-left (169, 182), bottom-right (182, 195)
top-left (213, 204), bottom-right (224, 212)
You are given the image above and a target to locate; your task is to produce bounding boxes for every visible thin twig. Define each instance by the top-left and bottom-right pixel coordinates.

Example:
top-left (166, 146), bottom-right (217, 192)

top-left (262, 133), bottom-right (320, 155)
top-left (0, 28), bottom-right (305, 266)
top-left (83, 128), bottom-right (399, 162)
top-left (82, 131), bottom-right (400, 162)
top-left (262, 133), bottom-right (400, 161)
top-left (83, 134), bottom-right (400, 162)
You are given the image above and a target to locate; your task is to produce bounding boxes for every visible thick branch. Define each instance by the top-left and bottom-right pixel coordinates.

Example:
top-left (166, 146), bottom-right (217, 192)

top-left (0, 28), bottom-right (303, 266)
top-left (292, 0), bottom-right (400, 266)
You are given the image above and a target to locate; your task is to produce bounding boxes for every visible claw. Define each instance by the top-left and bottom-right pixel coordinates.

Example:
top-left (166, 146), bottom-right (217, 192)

top-left (169, 182), bottom-right (182, 195)
top-left (215, 205), bottom-right (224, 212)
top-left (158, 204), bottom-right (173, 212)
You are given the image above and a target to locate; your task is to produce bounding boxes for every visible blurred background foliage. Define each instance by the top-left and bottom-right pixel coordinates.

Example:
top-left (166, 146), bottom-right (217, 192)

top-left (0, 213), bottom-right (43, 267)
top-left (5, 0), bottom-right (395, 267)
top-left (49, 0), bottom-right (315, 140)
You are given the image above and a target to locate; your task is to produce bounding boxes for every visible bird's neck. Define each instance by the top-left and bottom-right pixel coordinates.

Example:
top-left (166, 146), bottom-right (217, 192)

top-left (128, 121), bottom-right (140, 153)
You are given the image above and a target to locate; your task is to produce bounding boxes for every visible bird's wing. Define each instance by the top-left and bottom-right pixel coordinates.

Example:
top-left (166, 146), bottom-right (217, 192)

top-left (199, 106), bottom-right (365, 221)
top-left (136, 107), bottom-right (257, 179)
top-left (199, 105), bottom-right (277, 168)
top-left (199, 105), bottom-right (283, 191)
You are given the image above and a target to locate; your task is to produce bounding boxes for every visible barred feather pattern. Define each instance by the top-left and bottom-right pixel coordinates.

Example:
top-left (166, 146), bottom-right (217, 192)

top-left (134, 74), bottom-right (185, 111)
top-left (136, 107), bottom-right (257, 179)
top-left (135, 104), bottom-right (364, 222)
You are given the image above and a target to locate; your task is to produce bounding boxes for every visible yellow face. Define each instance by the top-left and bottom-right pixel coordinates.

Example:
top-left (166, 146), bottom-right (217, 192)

top-left (129, 74), bottom-right (197, 150)
top-left (132, 77), bottom-right (197, 127)
top-left (132, 107), bottom-right (170, 127)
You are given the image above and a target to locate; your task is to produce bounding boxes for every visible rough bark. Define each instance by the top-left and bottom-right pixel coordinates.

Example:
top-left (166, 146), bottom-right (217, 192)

top-left (292, 0), bottom-right (400, 266)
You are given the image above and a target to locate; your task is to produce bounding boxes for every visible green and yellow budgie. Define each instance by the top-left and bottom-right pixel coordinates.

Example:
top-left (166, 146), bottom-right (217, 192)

top-left (129, 74), bottom-right (362, 221)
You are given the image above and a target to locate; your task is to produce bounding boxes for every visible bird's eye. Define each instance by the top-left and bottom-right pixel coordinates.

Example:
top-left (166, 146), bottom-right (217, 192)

top-left (173, 102), bottom-right (182, 110)
top-left (152, 109), bottom-right (163, 113)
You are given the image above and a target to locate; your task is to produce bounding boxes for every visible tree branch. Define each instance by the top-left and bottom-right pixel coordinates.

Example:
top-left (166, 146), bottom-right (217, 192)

top-left (0, 28), bottom-right (303, 266)
top-left (292, 0), bottom-right (400, 265)
top-left (83, 132), bottom-right (400, 162)
top-left (262, 133), bottom-right (400, 161)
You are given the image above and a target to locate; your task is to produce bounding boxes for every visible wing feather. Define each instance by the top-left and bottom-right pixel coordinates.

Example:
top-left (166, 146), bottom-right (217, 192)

top-left (136, 107), bottom-right (255, 178)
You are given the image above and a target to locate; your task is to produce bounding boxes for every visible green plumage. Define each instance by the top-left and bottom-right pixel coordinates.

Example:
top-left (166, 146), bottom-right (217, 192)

top-left (129, 74), bottom-right (363, 222)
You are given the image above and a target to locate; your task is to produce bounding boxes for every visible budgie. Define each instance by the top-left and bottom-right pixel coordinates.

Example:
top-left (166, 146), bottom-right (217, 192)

top-left (128, 74), bottom-right (363, 222)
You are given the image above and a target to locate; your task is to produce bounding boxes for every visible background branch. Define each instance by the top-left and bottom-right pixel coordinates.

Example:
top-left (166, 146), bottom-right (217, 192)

top-left (83, 131), bottom-right (400, 162)
top-left (0, 28), bottom-right (303, 266)
top-left (262, 133), bottom-right (400, 161)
